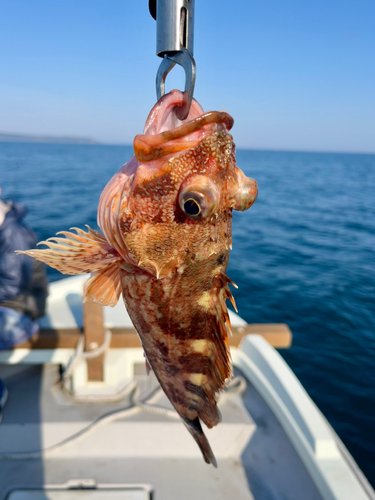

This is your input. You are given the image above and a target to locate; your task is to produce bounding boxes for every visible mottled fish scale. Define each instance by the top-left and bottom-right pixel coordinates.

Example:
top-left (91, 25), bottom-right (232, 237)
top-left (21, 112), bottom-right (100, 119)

top-left (121, 266), bottom-right (231, 429)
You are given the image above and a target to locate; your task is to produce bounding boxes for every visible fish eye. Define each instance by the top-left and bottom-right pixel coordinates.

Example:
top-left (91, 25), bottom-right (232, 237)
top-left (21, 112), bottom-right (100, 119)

top-left (183, 198), bottom-right (201, 217)
top-left (178, 176), bottom-right (220, 221)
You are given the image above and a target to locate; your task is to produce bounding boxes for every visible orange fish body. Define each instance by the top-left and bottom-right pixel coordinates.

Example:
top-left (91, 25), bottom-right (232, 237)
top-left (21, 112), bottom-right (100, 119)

top-left (20, 90), bottom-right (257, 466)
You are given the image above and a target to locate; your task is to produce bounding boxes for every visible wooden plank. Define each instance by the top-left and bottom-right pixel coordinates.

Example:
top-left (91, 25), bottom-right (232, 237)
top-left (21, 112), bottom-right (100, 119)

top-left (14, 328), bottom-right (82, 349)
top-left (231, 324), bottom-right (293, 348)
top-left (83, 301), bottom-right (104, 382)
top-left (13, 323), bottom-right (292, 350)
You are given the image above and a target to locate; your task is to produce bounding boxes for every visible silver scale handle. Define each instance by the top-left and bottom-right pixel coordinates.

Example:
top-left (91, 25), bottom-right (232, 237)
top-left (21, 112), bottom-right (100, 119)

top-left (153, 0), bottom-right (196, 120)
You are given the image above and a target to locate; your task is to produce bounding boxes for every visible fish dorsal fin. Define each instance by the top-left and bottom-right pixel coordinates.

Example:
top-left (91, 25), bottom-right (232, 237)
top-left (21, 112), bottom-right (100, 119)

top-left (17, 225), bottom-right (122, 275)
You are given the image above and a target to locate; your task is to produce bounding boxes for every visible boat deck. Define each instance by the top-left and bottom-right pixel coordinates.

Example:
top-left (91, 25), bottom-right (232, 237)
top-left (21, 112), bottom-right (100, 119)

top-left (0, 360), bottom-right (323, 500)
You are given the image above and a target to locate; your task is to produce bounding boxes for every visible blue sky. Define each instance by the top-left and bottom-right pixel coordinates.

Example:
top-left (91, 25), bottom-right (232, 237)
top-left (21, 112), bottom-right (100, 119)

top-left (1, 0), bottom-right (374, 152)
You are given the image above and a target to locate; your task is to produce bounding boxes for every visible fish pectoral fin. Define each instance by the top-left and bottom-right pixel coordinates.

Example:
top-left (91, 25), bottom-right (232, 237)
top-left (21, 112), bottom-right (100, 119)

top-left (16, 225), bottom-right (122, 276)
top-left (84, 262), bottom-right (123, 307)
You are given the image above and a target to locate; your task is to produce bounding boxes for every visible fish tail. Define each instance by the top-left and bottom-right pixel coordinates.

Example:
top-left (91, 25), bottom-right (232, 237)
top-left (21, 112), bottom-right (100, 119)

top-left (183, 417), bottom-right (217, 467)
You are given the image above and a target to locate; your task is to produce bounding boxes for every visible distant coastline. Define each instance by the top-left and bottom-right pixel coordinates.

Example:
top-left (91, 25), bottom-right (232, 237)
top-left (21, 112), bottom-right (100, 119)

top-left (0, 132), bottom-right (100, 145)
top-left (0, 133), bottom-right (373, 155)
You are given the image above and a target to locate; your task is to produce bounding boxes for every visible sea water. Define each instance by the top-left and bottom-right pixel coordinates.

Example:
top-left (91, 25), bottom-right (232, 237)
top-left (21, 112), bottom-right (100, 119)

top-left (1, 142), bottom-right (374, 486)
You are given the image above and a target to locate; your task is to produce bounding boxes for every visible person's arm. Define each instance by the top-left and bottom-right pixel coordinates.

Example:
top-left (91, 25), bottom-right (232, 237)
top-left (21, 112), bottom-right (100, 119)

top-left (0, 228), bottom-right (34, 303)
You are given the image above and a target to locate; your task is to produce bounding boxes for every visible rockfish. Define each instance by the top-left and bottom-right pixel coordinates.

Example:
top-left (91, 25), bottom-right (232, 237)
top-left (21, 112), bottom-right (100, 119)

top-left (19, 90), bottom-right (257, 466)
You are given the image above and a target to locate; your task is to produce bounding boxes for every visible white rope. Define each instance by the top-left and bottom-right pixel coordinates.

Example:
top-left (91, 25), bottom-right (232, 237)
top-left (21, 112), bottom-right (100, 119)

top-left (130, 384), bottom-right (179, 420)
top-left (0, 381), bottom-right (184, 461)
top-left (225, 375), bottom-right (247, 395)
top-left (61, 376), bottom-right (139, 405)
top-left (60, 328), bottom-right (136, 404)
top-left (62, 328), bottom-right (112, 383)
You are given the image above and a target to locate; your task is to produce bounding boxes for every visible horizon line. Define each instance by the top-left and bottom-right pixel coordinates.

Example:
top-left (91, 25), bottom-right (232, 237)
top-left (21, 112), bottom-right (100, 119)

top-left (0, 132), bottom-right (374, 156)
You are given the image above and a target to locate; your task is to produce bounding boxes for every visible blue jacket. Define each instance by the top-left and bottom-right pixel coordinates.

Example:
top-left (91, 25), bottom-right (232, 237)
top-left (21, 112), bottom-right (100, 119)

top-left (0, 200), bottom-right (37, 302)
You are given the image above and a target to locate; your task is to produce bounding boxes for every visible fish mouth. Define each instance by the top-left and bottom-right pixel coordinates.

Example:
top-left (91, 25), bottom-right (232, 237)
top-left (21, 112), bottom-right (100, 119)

top-left (133, 90), bottom-right (234, 162)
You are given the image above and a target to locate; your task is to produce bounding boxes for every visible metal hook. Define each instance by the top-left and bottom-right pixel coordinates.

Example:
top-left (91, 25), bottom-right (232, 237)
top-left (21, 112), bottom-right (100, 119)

top-left (154, 0), bottom-right (196, 120)
top-left (156, 48), bottom-right (196, 120)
